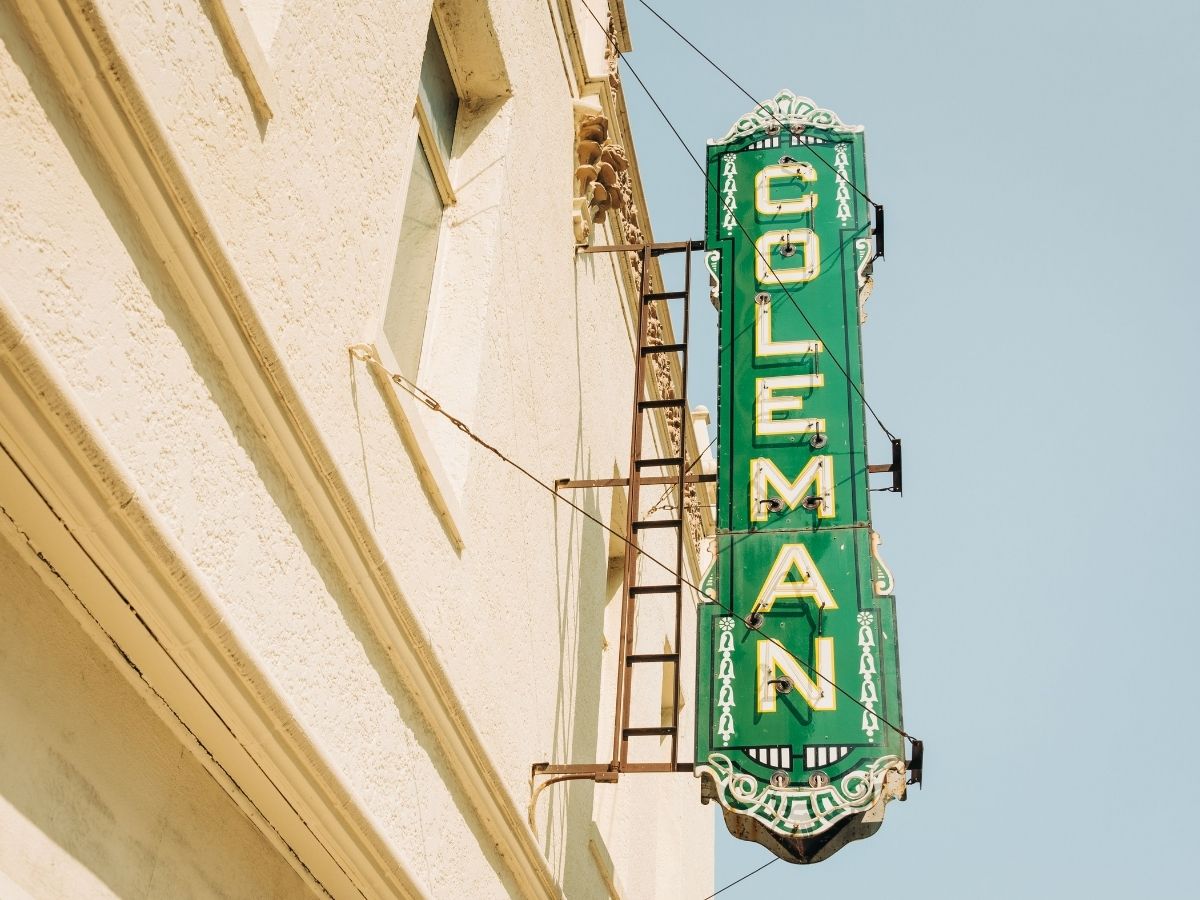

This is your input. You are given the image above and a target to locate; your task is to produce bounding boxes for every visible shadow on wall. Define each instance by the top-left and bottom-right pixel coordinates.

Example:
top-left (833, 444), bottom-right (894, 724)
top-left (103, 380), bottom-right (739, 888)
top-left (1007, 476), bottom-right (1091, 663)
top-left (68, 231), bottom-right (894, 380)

top-left (0, 514), bottom-right (312, 898)
top-left (541, 258), bottom-right (633, 896)
top-left (547, 470), bottom-right (614, 898)
top-left (2, 7), bottom-right (527, 895)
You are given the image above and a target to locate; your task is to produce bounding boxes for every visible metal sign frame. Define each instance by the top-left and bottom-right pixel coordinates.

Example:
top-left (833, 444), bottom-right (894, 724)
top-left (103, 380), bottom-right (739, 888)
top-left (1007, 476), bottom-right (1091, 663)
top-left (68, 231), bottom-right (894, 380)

top-left (694, 91), bottom-right (911, 864)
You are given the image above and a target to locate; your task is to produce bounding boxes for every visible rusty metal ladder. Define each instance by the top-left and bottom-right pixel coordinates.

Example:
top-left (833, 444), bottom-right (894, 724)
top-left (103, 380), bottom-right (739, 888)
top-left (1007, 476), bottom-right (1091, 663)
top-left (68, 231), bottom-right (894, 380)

top-left (534, 239), bottom-right (709, 783)
top-left (610, 240), bottom-right (701, 774)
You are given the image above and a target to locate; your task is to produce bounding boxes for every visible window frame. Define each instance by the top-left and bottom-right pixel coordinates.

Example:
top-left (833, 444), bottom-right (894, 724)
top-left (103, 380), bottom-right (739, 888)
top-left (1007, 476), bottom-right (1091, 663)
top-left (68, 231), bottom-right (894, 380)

top-left (413, 13), bottom-right (459, 208)
top-left (414, 101), bottom-right (457, 207)
top-left (381, 14), bottom-right (460, 384)
top-left (363, 13), bottom-right (469, 550)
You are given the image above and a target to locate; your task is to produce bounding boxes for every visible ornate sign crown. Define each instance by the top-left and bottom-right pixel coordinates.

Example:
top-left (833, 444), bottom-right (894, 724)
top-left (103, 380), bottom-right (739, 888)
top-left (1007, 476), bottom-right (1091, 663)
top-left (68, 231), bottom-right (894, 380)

top-left (710, 89), bottom-right (863, 145)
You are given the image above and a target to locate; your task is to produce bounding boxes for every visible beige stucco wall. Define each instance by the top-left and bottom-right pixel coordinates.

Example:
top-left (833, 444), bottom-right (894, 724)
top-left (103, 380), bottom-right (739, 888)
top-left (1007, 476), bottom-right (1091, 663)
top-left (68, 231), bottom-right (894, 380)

top-left (0, 0), bottom-right (712, 897)
top-left (0, 518), bottom-right (315, 899)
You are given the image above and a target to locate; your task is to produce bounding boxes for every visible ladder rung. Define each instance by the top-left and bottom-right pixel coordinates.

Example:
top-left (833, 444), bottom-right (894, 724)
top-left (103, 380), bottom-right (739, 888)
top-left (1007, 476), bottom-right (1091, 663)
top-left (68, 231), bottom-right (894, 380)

top-left (632, 518), bottom-right (682, 531)
top-left (637, 398), bottom-right (686, 410)
top-left (630, 584), bottom-right (682, 595)
top-left (619, 762), bottom-right (693, 774)
top-left (624, 727), bottom-right (676, 737)
top-left (636, 456), bottom-right (684, 469)
top-left (626, 653), bottom-right (680, 665)
top-left (643, 291), bottom-right (687, 302)
top-left (649, 240), bottom-right (704, 254)
top-left (640, 343), bottom-right (686, 355)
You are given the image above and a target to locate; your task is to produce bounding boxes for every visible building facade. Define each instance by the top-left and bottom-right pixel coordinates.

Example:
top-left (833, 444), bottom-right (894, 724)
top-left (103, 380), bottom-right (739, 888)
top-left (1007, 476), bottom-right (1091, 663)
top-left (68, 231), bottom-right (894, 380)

top-left (0, 1), bottom-right (715, 897)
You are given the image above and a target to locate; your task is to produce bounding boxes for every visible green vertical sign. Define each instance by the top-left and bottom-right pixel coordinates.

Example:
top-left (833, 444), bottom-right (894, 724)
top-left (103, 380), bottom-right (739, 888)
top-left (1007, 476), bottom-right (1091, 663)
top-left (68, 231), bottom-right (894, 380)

top-left (696, 92), bottom-right (909, 863)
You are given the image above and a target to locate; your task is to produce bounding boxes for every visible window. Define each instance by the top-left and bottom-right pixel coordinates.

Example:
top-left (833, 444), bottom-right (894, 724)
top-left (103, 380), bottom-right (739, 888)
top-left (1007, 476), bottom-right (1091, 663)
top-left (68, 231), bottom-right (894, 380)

top-left (361, 9), bottom-right (510, 549)
top-left (382, 21), bottom-right (460, 380)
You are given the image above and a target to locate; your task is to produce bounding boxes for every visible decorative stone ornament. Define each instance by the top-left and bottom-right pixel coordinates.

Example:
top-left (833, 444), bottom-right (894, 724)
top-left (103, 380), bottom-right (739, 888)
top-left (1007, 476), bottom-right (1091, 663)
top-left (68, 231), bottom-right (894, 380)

top-left (572, 101), bottom-right (628, 244)
top-left (577, 13), bottom-right (703, 554)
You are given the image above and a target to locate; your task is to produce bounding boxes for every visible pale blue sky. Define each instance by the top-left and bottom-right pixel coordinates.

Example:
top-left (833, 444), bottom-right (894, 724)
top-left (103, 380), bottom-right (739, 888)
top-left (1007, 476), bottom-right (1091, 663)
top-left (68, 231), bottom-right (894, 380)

top-left (617, 1), bottom-right (1200, 895)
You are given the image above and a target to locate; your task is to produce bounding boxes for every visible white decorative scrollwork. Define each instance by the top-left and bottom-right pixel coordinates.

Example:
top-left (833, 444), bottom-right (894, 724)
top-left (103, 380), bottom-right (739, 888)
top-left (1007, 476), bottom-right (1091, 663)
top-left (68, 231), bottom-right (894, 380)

top-left (855, 238), bottom-right (874, 324)
top-left (870, 531), bottom-right (895, 597)
top-left (720, 153), bottom-right (738, 237)
top-left (716, 617), bottom-right (736, 745)
top-left (857, 611), bottom-right (880, 740)
top-left (709, 90), bottom-right (863, 145)
top-left (696, 752), bottom-right (905, 837)
top-left (834, 143), bottom-right (853, 225)
top-left (705, 250), bottom-right (721, 309)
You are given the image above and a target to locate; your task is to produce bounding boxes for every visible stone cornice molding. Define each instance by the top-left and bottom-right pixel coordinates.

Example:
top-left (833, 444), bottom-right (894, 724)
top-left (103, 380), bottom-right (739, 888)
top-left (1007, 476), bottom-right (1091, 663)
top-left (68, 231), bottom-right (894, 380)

top-left (6, 1), bottom-right (560, 897)
top-left (710, 90), bottom-right (863, 144)
top-left (549, 0), bottom-right (631, 94)
top-left (606, 0), bottom-right (632, 53)
top-left (0, 304), bottom-right (381, 899)
top-left (597, 32), bottom-right (715, 560)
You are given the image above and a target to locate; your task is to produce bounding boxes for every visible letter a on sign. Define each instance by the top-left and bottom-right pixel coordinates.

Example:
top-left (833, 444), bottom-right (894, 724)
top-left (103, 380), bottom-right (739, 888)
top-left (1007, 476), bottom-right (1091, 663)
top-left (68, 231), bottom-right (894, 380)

top-left (753, 543), bottom-right (838, 613)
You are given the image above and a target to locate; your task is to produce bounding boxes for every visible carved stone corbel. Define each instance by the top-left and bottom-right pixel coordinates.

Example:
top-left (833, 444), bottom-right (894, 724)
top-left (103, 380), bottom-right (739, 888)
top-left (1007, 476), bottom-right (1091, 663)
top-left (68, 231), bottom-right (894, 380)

top-left (593, 15), bottom-right (705, 551)
top-left (572, 99), bottom-right (627, 245)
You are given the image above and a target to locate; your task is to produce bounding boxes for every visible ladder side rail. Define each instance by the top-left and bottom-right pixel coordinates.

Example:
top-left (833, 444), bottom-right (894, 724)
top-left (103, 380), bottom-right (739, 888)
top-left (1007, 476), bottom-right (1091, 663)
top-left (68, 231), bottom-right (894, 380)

top-left (676, 244), bottom-right (696, 768)
top-left (612, 244), bottom-right (653, 769)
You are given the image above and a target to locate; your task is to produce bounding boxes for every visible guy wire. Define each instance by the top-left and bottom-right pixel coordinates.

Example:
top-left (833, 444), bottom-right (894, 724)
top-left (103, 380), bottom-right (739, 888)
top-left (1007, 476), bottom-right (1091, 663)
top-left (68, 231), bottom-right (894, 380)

top-left (703, 856), bottom-right (779, 899)
top-left (349, 346), bottom-right (917, 747)
top-left (633, 0), bottom-right (878, 211)
top-left (578, 2), bottom-right (898, 442)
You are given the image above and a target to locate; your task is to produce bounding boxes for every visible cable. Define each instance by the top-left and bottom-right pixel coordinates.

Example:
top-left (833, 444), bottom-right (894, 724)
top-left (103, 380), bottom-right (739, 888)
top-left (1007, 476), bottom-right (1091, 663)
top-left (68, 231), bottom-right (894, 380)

top-left (646, 433), bottom-right (716, 516)
top-left (349, 346), bottom-right (917, 747)
top-left (579, 3), bottom-right (898, 441)
top-left (702, 857), bottom-right (779, 899)
top-left (633, 0), bottom-right (878, 210)
top-left (713, 226), bottom-right (863, 358)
